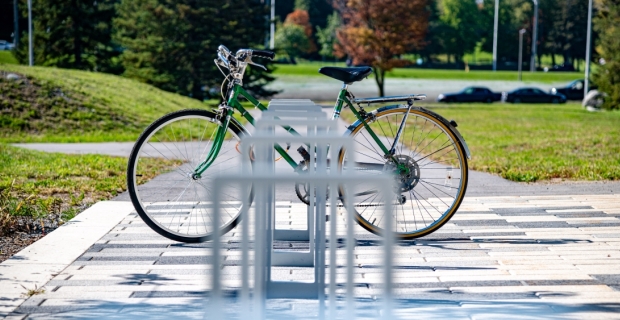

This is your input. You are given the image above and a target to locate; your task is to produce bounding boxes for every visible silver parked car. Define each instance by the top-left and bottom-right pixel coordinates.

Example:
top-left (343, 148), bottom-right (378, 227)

top-left (0, 40), bottom-right (15, 50)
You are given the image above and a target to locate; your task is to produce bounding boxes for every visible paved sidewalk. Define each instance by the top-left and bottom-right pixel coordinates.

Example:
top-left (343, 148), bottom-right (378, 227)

top-left (2, 195), bottom-right (620, 319)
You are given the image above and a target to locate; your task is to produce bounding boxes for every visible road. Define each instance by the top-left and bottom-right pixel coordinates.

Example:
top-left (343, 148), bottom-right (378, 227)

top-left (266, 76), bottom-right (566, 102)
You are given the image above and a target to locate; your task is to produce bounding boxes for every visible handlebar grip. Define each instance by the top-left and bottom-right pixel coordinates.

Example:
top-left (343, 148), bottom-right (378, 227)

top-left (251, 49), bottom-right (275, 60)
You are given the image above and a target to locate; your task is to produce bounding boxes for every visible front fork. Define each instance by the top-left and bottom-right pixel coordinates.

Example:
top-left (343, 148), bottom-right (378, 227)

top-left (192, 107), bottom-right (233, 178)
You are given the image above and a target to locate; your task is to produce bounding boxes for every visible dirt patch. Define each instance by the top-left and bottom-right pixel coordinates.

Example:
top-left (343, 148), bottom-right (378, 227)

top-left (0, 232), bottom-right (44, 263)
top-left (0, 182), bottom-right (92, 263)
top-left (0, 213), bottom-right (66, 263)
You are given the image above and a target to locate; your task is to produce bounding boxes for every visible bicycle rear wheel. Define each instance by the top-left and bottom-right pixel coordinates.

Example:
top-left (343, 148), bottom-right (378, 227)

top-left (339, 106), bottom-right (468, 239)
top-left (127, 109), bottom-right (250, 243)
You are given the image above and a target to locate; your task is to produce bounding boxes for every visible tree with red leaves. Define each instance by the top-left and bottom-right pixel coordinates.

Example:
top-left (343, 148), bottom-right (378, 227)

top-left (286, 9), bottom-right (313, 39)
top-left (284, 9), bottom-right (316, 54)
top-left (334, 0), bottom-right (428, 96)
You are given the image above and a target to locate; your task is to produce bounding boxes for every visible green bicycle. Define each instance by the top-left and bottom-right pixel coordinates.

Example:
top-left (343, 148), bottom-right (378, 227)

top-left (127, 45), bottom-right (470, 243)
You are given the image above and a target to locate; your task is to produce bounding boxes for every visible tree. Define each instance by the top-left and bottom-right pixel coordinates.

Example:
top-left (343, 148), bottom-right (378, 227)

top-left (284, 9), bottom-right (316, 54)
top-left (308, 0), bottom-right (335, 32)
top-left (294, 0), bottom-right (333, 59)
top-left (436, 0), bottom-right (483, 64)
top-left (417, 0), bottom-right (445, 63)
top-left (275, 0), bottom-right (295, 23)
top-left (285, 9), bottom-right (313, 39)
top-left (14, 0), bottom-right (120, 73)
top-left (545, 0), bottom-right (591, 68)
top-left (593, 0), bottom-right (620, 110)
top-left (316, 12), bottom-right (340, 59)
top-left (114, 0), bottom-right (276, 101)
top-left (274, 23), bottom-right (310, 63)
top-left (294, 0), bottom-right (334, 31)
top-left (294, 0), bottom-right (309, 11)
top-left (334, 0), bottom-right (428, 96)
top-left (478, 0), bottom-right (524, 65)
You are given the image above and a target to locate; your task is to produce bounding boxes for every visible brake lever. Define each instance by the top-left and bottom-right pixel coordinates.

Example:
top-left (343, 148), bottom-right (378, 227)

top-left (248, 61), bottom-right (267, 71)
top-left (217, 52), bottom-right (230, 69)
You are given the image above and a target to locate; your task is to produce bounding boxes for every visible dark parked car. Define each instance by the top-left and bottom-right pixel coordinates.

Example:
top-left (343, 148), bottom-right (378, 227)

top-left (550, 79), bottom-right (597, 100)
top-left (549, 63), bottom-right (575, 72)
top-left (437, 86), bottom-right (502, 103)
top-left (502, 87), bottom-right (567, 103)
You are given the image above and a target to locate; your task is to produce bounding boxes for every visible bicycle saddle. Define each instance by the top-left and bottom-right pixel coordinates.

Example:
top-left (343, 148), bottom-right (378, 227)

top-left (318, 66), bottom-right (373, 84)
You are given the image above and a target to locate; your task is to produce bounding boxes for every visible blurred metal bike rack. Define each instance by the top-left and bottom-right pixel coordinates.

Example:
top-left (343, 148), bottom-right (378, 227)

top-left (263, 100), bottom-right (330, 245)
top-left (208, 99), bottom-right (396, 319)
top-left (259, 100), bottom-right (340, 270)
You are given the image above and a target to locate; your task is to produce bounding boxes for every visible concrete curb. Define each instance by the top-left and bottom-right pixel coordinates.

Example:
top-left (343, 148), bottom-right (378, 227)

top-left (0, 201), bottom-right (135, 318)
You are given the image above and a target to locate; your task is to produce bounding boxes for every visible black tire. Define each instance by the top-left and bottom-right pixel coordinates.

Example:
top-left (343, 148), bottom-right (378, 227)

top-left (338, 106), bottom-right (469, 239)
top-left (513, 98), bottom-right (521, 104)
top-left (485, 98), bottom-right (493, 103)
top-left (551, 98), bottom-right (559, 104)
top-left (127, 109), bottom-right (250, 243)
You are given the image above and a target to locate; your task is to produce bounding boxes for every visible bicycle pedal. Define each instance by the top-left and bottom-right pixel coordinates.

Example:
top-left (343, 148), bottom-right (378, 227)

top-left (297, 146), bottom-right (310, 162)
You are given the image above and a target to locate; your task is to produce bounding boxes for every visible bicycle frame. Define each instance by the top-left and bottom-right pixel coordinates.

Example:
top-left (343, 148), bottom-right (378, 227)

top-left (193, 82), bottom-right (421, 177)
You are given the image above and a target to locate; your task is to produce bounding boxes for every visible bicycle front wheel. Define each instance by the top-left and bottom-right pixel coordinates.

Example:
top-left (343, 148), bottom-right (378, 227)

top-left (339, 106), bottom-right (468, 239)
top-left (127, 109), bottom-right (250, 243)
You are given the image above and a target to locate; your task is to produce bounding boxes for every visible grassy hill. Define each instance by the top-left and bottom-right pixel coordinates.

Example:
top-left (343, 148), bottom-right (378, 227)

top-left (0, 51), bottom-right (18, 64)
top-left (0, 64), bottom-right (210, 142)
top-left (0, 64), bottom-right (193, 254)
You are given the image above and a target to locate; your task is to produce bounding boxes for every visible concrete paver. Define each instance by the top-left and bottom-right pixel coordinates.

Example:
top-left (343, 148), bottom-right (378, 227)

top-left (0, 202), bottom-right (134, 318)
top-left (1, 195), bottom-right (619, 318)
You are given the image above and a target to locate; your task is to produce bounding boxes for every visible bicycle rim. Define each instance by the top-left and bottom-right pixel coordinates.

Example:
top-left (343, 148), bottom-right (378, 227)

top-left (339, 107), bottom-right (468, 239)
top-left (127, 109), bottom-right (250, 243)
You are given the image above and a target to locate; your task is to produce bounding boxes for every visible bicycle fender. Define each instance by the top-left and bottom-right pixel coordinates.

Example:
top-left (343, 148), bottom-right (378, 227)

top-left (345, 105), bottom-right (471, 159)
top-left (416, 107), bottom-right (471, 159)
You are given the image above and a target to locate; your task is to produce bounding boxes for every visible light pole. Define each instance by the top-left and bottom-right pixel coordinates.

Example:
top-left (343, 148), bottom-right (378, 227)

top-left (28, 0), bottom-right (33, 66)
top-left (270, 0), bottom-right (275, 49)
top-left (584, 0), bottom-right (593, 97)
top-left (13, 0), bottom-right (19, 48)
top-left (492, 0), bottom-right (499, 71)
top-left (519, 29), bottom-right (526, 81)
top-left (530, 0), bottom-right (538, 72)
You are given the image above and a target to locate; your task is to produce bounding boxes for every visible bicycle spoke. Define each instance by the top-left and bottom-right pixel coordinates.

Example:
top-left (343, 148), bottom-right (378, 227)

top-left (341, 107), bottom-right (467, 239)
top-left (130, 111), bottom-right (249, 241)
top-left (358, 131), bottom-right (384, 158)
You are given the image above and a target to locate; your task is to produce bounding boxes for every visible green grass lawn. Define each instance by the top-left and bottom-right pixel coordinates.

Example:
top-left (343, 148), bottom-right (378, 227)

top-left (0, 51), bottom-right (18, 64)
top-left (341, 102), bottom-right (620, 182)
top-left (0, 64), bottom-right (251, 226)
top-left (0, 144), bottom-right (177, 233)
top-left (0, 64), bottom-right (205, 228)
top-left (0, 64), bottom-right (212, 142)
top-left (273, 62), bottom-right (583, 83)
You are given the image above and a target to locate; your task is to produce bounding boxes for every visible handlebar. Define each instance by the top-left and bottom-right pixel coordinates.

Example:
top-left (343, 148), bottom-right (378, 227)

top-left (250, 49), bottom-right (275, 60)
top-left (217, 45), bottom-right (275, 66)
top-left (215, 45), bottom-right (275, 89)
